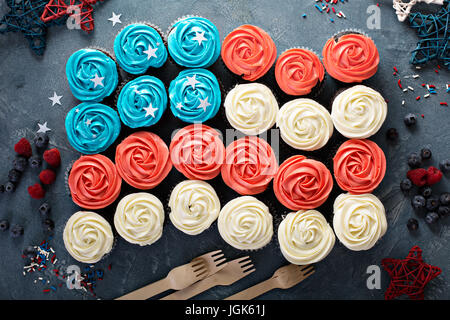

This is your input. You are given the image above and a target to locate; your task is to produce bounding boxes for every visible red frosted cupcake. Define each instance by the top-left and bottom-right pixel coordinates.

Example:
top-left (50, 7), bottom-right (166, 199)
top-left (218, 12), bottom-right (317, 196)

top-left (115, 131), bottom-right (172, 189)
top-left (68, 154), bottom-right (122, 210)
top-left (322, 31), bottom-right (379, 83)
top-left (221, 136), bottom-right (278, 195)
top-left (333, 139), bottom-right (386, 194)
top-left (170, 124), bottom-right (225, 180)
top-left (274, 155), bottom-right (333, 210)
top-left (275, 48), bottom-right (325, 96)
top-left (221, 25), bottom-right (277, 81)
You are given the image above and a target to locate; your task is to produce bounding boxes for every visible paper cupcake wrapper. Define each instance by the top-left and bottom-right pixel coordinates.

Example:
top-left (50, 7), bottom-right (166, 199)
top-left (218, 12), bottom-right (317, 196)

top-left (64, 159), bottom-right (77, 198)
top-left (332, 28), bottom-right (370, 42)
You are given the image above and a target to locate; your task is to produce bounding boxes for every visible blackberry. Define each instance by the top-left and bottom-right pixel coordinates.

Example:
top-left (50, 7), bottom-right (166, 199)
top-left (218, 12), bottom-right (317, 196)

top-left (407, 153), bottom-right (422, 168)
top-left (29, 156), bottom-right (42, 169)
top-left (39, 203), bottom-right (51, 218)
top-left (420, 148), bottom-right (432, 160)
top-left (386, 128), bottom-right (399, 141)
top-left (419, 186), bottom-right (432, 198)
top-left (5, 182), bottom-right (15, 193)
top-left (10, 225), bottom-right (24, 238)
top-left (8, 169), bottom-right (21, 183)
top-left (407, 218), bottom-right (419, 231)
top-left (42, 218), bottom-right (54, 232)
top-left (439, 159), bottom-right (450, 173)
top-left (411, 195), bottom-right (426, 209)
top-left (400, 178), bottom-right (413, 192)
top-left (0, 219), bottom-right (9, 231)
top-left (34, 133), bottom-right (49, 149)
top-left (426, 196), bottom-right (440, 211)
top-left (425, 212), bottom-right (439, 224)
top-left (13, 156), bottom-right (27, 172)
top-left (438, 206), bottom-right (449, 217)
top-left (404, 113), bottom-right (417, 127)
top-left (439, 192), bottom-right (450, 206)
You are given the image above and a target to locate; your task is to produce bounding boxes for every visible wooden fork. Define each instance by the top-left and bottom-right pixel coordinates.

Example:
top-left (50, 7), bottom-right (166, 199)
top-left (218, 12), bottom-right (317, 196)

top-left (116, 250), bottom-right (226, 300)
top-left (224, 264), bottom-right (314, 300)
top-left (161, 256), bottom-right (254, 300)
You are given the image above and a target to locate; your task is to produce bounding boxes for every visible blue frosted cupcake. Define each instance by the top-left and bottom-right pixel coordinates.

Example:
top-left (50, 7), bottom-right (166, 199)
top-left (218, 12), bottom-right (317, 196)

top-left (169, 68), bottom-right (221, 123)
top-left (116, 76), bottom-right (168, 128)
top-left (167, 16), bottom-right (220, 68)
top-left (66, 49), bottom-right (119, 102)
top-left (65, 102), bottom-right (121, 154)
top-left (114, 23), bottom-right (168, 74)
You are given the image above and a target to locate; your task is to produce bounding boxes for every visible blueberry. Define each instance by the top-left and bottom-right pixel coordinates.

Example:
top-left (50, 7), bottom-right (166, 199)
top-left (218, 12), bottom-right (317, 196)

top-left (5, 182), bottom-right (15, 193)
top-left (407, 218), bottom-right (419, 231)
top-left (28, 156), bottom-right (41, 169)
top-left (0, 219), bottom-right (9, 231)
top-left (386, 128), bottom-right (399, 141)
top-left (426, 196), bottom-right (440, 211)
top-left (13, 156), bottom-right (27, 172)
top-left (419, 186), bottom-right (432, 198)
top-left (440, 192), bottom-right (450, 206)
top-left (23, 246), bottom-right (36, 259)
top-left (425, 212), bottom-right (439, 224)
top-left (34, 133), bottom-right (49, 149)
top-left (404, 113), bottom-right (417, 127)
top-left (412, 195), bottom-right (426, 209)
top-left (0, 184), bottom-right (4, 193)
top-left (39, 203), bottom-right (51, 218)
top-left (438, 206), bottom-right (449, 217)
top-left (408, 153), bottom-right (422, 168)
top-left (420, 148), bottom-right (432, 160)
top-left (400, 178), bottom-right (413, 192)
top-left (8, 169), bottom-right (21, 183)
top-left (42, 218), bottom-right (54, 232)
top-left (10, 225), bottom-right (24, 238)
top-left (439, 159), bottom-right (450, 173)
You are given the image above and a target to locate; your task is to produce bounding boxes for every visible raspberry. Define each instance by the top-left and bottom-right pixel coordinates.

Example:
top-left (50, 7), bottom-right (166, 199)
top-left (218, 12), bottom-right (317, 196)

top-left (426, 166), bottom-right (443, 185)
top-left (14, 138), bottom-right (32, 158)
top-left (43, 148), bottom-right (61, 167)
top-left (27, 183), bottom-right (45, 199)
top-left (407, 168), bottom-right (428, 187)
top-left (39, 169), bottom-right (56, 185)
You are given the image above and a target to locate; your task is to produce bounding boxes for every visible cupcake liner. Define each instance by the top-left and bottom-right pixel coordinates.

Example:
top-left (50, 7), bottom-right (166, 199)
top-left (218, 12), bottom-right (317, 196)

top-left (64, 159), bottom-right (77, 198)
top-left (332, 28), bottom-right (370, 42)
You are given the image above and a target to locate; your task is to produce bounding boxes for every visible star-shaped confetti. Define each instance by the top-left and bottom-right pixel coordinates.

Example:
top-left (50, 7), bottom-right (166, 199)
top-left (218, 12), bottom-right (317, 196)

top-left (197, 97), bottom-right (211, 112)
top-left (143, 45), bottom-right (158, 60)
top-left (381, 246), bottom-right (442, 300)
top-left (86, 119), bottom-right (92, 126)
top-left (143, 104), bottom-right (158, 118)
top-left (37, 121), bottom-right (51, 133)
top-left (175, 102), bottom-right (183, 110)
top-left (186, 75), bottom-right (200, 89)
top-left (90, 74), bottom-right (104, 88)
top-left (192, 31), bottom-right (207, 46)
top-left (108, 12), bottom-right (122, 26)
top-left (48, 92), bottom-right (62, 106)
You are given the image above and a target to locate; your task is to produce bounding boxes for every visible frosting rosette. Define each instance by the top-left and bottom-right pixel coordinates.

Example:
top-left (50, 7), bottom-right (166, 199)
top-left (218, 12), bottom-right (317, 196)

top-left (115, 132), bottom-right (172, 190)
top-left (63, 211), bottom-right (114, 264)
top-left (218, 196), bottom-right (273, 250)
top-left (275, 48), bottom-right (325, 96)
top-left (117, 76), bottom-right (168, 128)
top-left (66, 48), bottom-right (118, 102)
top-left (168, 180), bottom-right (220, 235)
top-left (167, 16), bottom-right (220, 68)
top-left (278, 210), bottom-right (335, 265)
top-left (333, 193), bottom-right (387, 251)
top-left (114, 192), bottom-right (165, 246)
top-left (170, 124), bottom-right (225, 180)
top-left (333, 139), bottom-right (386, 194)
top-left (221, 25), bottom-right (276, 81)
top-left (65, 102), bottom-right (121, 154)
top-left (68, 154), bottom-right (122, 210)
top-left (322, 33), bottom-right (379, 83)
top-left (274, 155), bottom-right (333, 210)
top-left (277, 99), bottom-right (333, 151)
top-left (221, 136), bottom-right (278, 195)
top-left (331, 85), bottom-right (387, 139)
top-left (224, 83), bottom-right (278, 135)
top-left (169, 68), bottom-right (221, 123)
top-left (114, 23), bottom-right (167, 74)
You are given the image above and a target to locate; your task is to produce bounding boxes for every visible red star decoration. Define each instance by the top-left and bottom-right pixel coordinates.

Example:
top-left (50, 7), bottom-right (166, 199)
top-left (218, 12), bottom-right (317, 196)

top-left (381, 246), bottom-right (442, 300)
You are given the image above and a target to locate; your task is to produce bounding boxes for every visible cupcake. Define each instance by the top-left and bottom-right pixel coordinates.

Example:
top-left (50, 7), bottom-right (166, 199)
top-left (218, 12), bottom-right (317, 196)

top-left (114, 192), bottom-right (165, 246)
top-left (63, 211), bottom-right (114, 264)
top-left (169, 68), bottom-right (221, 123)
top-left (274, 155), bottom-right (333, 210)
top-left (224, 83), bottom-right (278, 135)
top-left (275, 48), bottom-right (325, 96)
top-left (333, 193), bottom-right (387, 251)
top-left (66, 48), bottom-right (119, 102)
top-left (221, 25), bottom-right (276, 81)
top-left (333, 139), bottom-right (386, 194)
top-left (168, 180), bottom-right (220, 235)
top-left (221, 136), bottom-right (278, 195)
top-left (116, 76), bottom-right (168, 128)
top-left (65, 102), bottom-right (121, 154)
top-left (278, 209), bottom-right (335, 265)
top-left (167, 16), bottom-right (221, 68)
top-left (169, 124), bottom-right (224, 180)
top-left (322, 31), bottom-right (379, 83)
top-left (331, 85), bottom-right (387, 139)
top-left (115, 132), bottom-right (172, 190)
top-left (68, 154), bottom-right (122, 210)
top-left (276, 98), bottom-right (333, 151)
top-left (218, 196), bottom-right (273, 250)
top-left (114, 23), bottom-right (168, 74)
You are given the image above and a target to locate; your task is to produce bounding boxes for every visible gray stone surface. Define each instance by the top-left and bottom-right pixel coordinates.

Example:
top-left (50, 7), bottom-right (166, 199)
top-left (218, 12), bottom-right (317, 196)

top-left (0, 0), bottom-right (448, 300)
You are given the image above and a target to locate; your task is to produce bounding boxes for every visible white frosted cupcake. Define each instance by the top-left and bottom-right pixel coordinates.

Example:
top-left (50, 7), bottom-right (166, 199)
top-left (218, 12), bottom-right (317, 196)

top-left (333, 193), bottom-right (387, 251)
top-left (277, 98), bottom-right (333, 151)
top-left (168, 180), bottom-right (220, 235)
top-left (224, 83), bottom-right (278, 135)
top-left (63, 211), bottom-right (114, 264)
top-left (114, 193), bottom-right (164, 246)
top-left (218, 196), bottom-right (273, 250)
top-left (278, 210), bottom-right (335, 265)
top-left (331, 85), bottom-right (387, 139)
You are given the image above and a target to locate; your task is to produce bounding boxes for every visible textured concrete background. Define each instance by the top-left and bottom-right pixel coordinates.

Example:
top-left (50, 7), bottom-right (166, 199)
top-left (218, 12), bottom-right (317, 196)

top-left (0, 0), bottom-right (448, 300)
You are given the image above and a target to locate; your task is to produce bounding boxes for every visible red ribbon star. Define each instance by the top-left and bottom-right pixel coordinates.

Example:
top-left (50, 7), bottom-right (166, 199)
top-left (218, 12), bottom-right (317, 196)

top-left (381, 246), bottom-right (441, 300)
